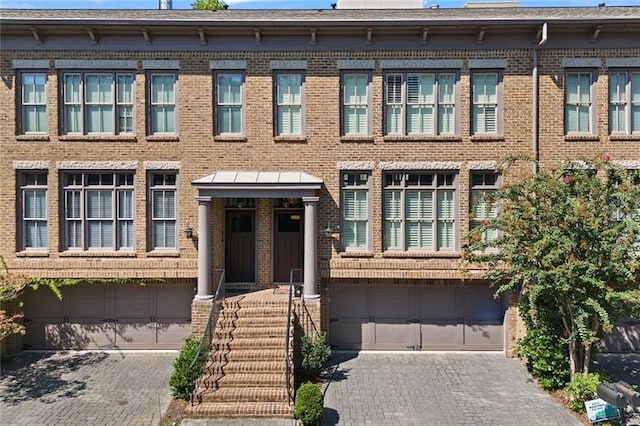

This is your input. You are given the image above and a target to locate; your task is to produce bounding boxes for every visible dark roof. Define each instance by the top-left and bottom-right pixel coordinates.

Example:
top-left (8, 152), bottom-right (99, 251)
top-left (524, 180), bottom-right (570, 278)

top-left (1, 7), bottom-right (640, 27)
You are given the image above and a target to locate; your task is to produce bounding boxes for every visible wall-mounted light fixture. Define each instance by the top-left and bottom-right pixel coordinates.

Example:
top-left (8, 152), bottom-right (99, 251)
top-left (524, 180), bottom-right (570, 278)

top-left (183, 226), bottom-right (194, 239)
top-left (323, 224), bottom-right (340, 238)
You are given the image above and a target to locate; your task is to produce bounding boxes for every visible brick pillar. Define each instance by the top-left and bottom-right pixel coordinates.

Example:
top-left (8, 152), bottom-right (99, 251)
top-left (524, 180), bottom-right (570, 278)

top-left (191, 299), bottom-right (214, 338)
top-left (506, 291), bottom-right (520, 358)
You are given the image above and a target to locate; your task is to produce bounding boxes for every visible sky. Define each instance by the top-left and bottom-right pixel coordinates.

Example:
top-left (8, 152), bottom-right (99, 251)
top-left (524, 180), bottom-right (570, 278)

top-left (1, 0), bottom-right (638, 9)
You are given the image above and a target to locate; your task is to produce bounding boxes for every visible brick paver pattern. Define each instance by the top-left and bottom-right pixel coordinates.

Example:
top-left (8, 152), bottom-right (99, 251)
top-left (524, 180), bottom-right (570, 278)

top-left (0, 352), bottom-right (176, 426)
top-left (322, 352), bottom-right (582, 426)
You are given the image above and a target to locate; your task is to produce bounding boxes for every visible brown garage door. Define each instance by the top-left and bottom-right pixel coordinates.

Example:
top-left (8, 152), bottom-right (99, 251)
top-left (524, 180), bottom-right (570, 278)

top-left (23, 283), bottom-right (194, 350)
top-left (329, 284), bottom-right (505, 351)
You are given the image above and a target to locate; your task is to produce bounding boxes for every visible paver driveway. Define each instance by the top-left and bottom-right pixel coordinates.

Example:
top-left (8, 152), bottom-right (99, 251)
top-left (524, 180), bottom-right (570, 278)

top-left (0, 351), bottom-right (176, 426)
top-left (321, 352), bottom-right (581, 426)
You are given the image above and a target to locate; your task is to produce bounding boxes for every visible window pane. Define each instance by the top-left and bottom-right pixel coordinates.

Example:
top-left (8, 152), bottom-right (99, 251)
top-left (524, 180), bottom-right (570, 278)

top-left (438, 73), bottom-right (455, 103)
top-left (165, 221), bottom-right (176, 248)
top-left (386, 106), bottom-right (402, 134)
top-left (385, 74), bottom-right (402, 104)
top-left (578, 105), bottom-right (590, 132)
top-left (407, 105), bottom-right (433, 134)
top-left (438, 105), bottom-right (454, 134)
top-left (65, 74), bottom-right (81, 103)
top-left (118, 190), bottom-right (133, 219)
top-left (118, 221), bottom-right (133, 248)
top-left (117, 74), bottom-right (133, 104)
top-left (165, 190), bottom-right (176, 218)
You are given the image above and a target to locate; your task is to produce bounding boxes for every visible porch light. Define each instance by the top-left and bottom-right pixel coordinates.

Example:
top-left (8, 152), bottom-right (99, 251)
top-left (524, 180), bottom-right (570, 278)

top-left (323, 224), bottom-right (339, 238)
top-left (183, 226), bottom-right (194, 239)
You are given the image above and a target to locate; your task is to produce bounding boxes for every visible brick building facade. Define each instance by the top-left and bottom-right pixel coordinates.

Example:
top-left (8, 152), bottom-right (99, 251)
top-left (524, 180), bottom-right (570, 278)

top-left (1, 6), bottom-right (639, 354)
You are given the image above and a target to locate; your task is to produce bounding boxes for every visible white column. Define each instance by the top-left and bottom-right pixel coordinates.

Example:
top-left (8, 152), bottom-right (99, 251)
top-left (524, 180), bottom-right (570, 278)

top-left (303, 196), bottom-right (320, 301)
top-left (195, 196), bottom-right (213, 300)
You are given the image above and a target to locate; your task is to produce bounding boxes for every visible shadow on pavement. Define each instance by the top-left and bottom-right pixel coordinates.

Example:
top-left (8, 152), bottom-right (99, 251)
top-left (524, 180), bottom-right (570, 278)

top-left (593, 353), bottom-right (639, 387)
top-left (0, 352), bottom-right (109, 405)
top-left (321, 407), bottom-right (340, 425)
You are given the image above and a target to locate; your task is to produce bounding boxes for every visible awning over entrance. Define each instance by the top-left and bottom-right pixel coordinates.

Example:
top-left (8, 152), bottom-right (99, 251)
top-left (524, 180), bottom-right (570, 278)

top-left (191, 170), bottom-right (323, 302)
top-left (191, 170), bottom-right (322, 198)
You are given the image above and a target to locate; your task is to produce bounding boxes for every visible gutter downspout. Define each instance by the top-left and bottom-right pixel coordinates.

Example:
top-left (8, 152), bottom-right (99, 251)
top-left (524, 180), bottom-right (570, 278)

top-left (532, 22), bottom-right (548, 174)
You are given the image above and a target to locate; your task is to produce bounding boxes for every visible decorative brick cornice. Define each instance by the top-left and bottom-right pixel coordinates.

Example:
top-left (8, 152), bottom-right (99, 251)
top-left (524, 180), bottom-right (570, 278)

top-left (380, 59), bottom-right (462, 69)
top-left (270, 60), bottom-right (307, 70)
top-left (13, 160), bottom-right (50, 169)
top-left (379, 161), bottom-right (461, 170)
top-left (142, 60), bottom-right (179, 69)
top-left (57, 160), bottom-right (138, 170)
top-left (210, 60), bottom-right (247, 70)
top-left (337, 161), bottom-right (375, 170)
top-left (337, 59), bottom-right (375, 69)
top-left (54, 59), bottom-right (137, 69)
top-left (469, 161), bottom-right (497, 170)
top-left (12, 59), bottom-right (50, 69)
top-left (143, 161), bottom-right (181, 170)
top-left (615, 160), bottom-right (640, 169)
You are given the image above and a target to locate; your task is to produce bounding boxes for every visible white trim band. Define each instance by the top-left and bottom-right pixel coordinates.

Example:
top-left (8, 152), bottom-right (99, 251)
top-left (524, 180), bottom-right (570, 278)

top-left (57, 161), bottom-right (138, 170)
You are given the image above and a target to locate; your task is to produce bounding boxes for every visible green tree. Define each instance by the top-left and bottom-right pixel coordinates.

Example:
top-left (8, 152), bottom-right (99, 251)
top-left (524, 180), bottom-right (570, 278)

top-left (464, 158), bottom-right (640, 378)
top-left (191, 0), bottom-right (227, 9)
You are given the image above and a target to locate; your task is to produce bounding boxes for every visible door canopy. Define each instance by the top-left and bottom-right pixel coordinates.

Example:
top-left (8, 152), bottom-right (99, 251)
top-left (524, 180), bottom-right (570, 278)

top-left (191, 170), bottom-right (323, 198)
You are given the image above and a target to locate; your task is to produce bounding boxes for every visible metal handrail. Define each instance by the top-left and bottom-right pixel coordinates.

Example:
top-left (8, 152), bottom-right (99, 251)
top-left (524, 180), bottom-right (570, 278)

top-left (190, 269), bottom-right (225, 406)
top-left (285, 268), bottom-right (302, 405)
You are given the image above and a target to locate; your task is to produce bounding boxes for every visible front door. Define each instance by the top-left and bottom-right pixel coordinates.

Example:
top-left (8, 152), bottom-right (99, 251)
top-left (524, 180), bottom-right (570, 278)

top-left (225, 210), bottom-right (256, 283)
top-left (273, 210), bottom-right (304, 283)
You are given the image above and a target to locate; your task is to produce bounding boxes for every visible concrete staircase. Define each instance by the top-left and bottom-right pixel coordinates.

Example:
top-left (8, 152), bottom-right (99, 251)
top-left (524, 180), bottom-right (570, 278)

top-left (185, 291), bottom-right (294, 419)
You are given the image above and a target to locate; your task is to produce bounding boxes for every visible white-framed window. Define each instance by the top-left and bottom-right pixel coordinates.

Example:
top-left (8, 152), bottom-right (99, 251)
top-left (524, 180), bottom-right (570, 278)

top-left (384, 71), bottom-right (457, 136)
top-left (20, 72), bottom-right (47, 134)
top-left (149, 72), bottom-right (177, 134)
top-left (341, 171), bottom-right (370, 251)
top-left (383, 171), bottom-right (457, 252)
top-left (565, 71), bottom-right (595, 134)
top-left (609, 70), bottom-right (640, 135)
top-left (19, 171), bottom-right (48, 250)
top-left (215, 72), bottom-right (244, 135)
top-left (149, 172), bottom-right (177, 250)
top-left (62, 172), bottom-right (134, 251)
top-left (471, 71), bottom-right (501, 135)
top-left (470, 171), bottom-right (499, 243)
top-left (61, 71), bottom-right (134, 135)
top-left (275, 72), bottom-right (304, 136)
top-left (341, 72), bottom-right (371, 136)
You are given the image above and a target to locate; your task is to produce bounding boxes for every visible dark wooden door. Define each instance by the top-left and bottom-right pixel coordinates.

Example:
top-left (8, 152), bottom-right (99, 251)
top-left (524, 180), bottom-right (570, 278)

top-left (225, 210), bottom-right (256, 283)
top-left (273, 210), bottom-right (304, 283)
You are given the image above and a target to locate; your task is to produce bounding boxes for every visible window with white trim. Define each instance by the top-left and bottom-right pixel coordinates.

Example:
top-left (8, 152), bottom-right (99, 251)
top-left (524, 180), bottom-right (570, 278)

top-left (471, 72), bottom-right (501, 135)
top-left (470, 171), bottom-right (499, 243)
top-left (609, 70), bottom-right (640, 135)
top-left (20, 72), bottom-right (47, 134)
top-left (341, 72), bottom-right (370, 135)
top-left (384, 71), bottom-right (456, 136)
top-left (565, 71), bottom-right (595, 134)
top-left (61, 71), bottom-right (134, 135)
top-left (62, 172), bottom-right (134, 251)
top-left (149, 172), bottom-right (177, 250)
top-left (383, 171), bottom-right (457, 252)
top-left (275, 72), bottom-right (304, 136)
top-left (215, 72), bottom-right (244, 135)
top-left (341, 172), bottom-right (370, 251)
top-left (149, 72), bottom-right (177, 134)
top-left (19, 171), bottom-right (48, 250)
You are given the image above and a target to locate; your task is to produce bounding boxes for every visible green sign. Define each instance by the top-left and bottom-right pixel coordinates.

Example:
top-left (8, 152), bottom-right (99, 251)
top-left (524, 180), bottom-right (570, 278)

top-left (585, 398), bottom-right (620, 423)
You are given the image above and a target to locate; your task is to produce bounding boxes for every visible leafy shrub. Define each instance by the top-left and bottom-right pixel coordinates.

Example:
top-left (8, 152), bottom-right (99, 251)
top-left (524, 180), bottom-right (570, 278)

top-left (565, 373), bottom-right (603, 412)
top-left (515, 324), bottom-right (570, 390)
top-left (300, 331), bottom-right (330, 379)
top-left (294, 382), bottom-right (323, 425)
top-left (169, 336), bottom-right (204, 400)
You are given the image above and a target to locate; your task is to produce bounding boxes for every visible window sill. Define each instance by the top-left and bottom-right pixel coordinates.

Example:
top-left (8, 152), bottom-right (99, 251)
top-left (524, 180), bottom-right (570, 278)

top-left (564, 134), bottom-right (600, 142)
top-left (59, 251), bottom-right (137, 258)
top-left (339, 251), bottom-right (374, 258)
top-left (382, 251), bottom-right (461, 258)
top-left (16, 250), bottom-right (49, 257)
top-left (214, 135), bottom-right (247, 143)
top-left (147, 250), bottom-right (180, 257)
top-left (383, 135), bottom-right (462, 142)
top-left (16, 135), bottom-right (50, 141)
top-left (470, 135), bottom-right (505, 142)
top-left (273, 135), bottom-right (307, 143)
top-left (340, 135), bottom-right (375, 143)
top-left (59, 135), bottom-right (137, 142)
top-left (147, 135), bottom-right (179, 142)
top-left (609, 134), bottom-right (640, 142)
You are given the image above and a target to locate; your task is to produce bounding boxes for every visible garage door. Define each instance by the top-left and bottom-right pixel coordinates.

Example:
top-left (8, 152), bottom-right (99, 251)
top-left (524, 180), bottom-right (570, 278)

top-left (329, 284), bottom-right (505, 351)
top-left (23, 283), bottom-right (194, 350)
